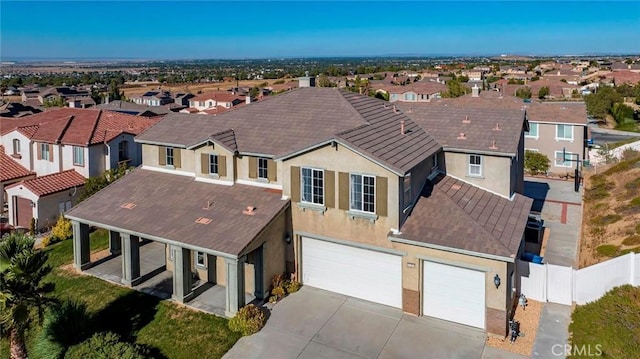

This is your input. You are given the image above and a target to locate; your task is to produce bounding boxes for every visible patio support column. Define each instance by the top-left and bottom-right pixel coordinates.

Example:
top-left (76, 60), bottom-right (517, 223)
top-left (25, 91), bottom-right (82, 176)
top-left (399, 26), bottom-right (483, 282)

top-left (72, 220), bottom-right (90, 270)
top-left (172, 247), bottom-right (193, 303)
top-left (206, 254), bottom-right (217, 284)
top-left (109, 230), bottom-right (121, 255)
top-left (121, 233), bottom-right (141, 286)
top-left (254, 245), bottom-right (265, 299)
top-left (224, 257), bottom-right (245, 317)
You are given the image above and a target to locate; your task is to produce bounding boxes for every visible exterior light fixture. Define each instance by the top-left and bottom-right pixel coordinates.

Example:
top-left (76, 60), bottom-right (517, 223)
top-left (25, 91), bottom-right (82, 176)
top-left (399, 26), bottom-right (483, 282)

top-left (494, 274), bottom-right (501, 289)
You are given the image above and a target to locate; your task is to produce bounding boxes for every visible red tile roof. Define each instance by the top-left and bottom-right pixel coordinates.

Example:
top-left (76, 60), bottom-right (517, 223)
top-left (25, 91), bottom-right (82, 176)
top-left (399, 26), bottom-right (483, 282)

top-left (7, 170), bottom-right (85, 196)
top-left (0, 146), bottom-right (35, 182)
top-left (0, 108), bottom-right (160, 146)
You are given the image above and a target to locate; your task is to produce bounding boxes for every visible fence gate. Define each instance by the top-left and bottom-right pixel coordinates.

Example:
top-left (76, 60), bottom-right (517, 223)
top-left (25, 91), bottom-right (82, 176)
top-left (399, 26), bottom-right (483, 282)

top-left (546, 264), bottom-right (573, 305)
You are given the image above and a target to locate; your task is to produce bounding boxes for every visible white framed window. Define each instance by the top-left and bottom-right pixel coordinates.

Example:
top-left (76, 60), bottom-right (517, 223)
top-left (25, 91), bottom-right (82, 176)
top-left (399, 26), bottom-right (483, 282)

top-left (195, 251), bottom-right (206, 267)
top-left (73, 146), bottom-right (84, 166)
top-left (556, 124), bottom-right (573, 141)
top-left (554, 151), bottom-right (574, 167)
top-left (350, 174), bottom-right (375, 213)
top-left (40, 143), bottom-right (50, 161)
top-left (258, 157), bottom-right (268, 179)
top-left (166, 147), bottom-right (174, 166)
top-left (525, 122), bottom-right (539, 138)
top-left (209, 154), bottom-right (218, 175)
top-left (58, 200), bottom-right (71, 214)
top-left (301, 167), bottom-right (324, 205)
top-left (118, 141), bottom-right (129, 162)
top-left (468, 155), bottom-right (482, 177)
top-left (12, 139), bottom-right (20, 154)
top-left (403, 173), bottom-right (412, 208)
top-left (169, 245), bottom-right (175, 260)
top-left (525, 148), bottom-right (539, 152)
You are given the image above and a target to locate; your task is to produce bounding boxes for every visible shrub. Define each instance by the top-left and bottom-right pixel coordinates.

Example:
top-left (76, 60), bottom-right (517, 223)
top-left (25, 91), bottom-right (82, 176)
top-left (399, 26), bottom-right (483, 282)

top-left (585, 174), bottom-right (615, 201)
top-left (65, 332), bottom-right (150, 359)
top-left (637, 223), bottom-right (640, 234)
top-left (631, 197), bottom-right (640, 207)
top-left (30, 217), bottom-right (36, 235)
top-left (51, 215), bottom-right (73, 242)
top-left (620, 246), bottom-right (640, 255)
top-left (621, 148), bottom-right (640, 161)
top-left (284, 280), bottom-right (301, 294)
top-left (271, 286), bottom-right (285, 300)
top-left (592, 214), bottom-right (623, 226)
top-left (524, 150), bottom-right (550, 175)
top-left (602, 156), bottom-right (640, 175)
top-left (622, 235), bottom-right (640, 246)
top-left (34, 299), bottom-right (91, 359)
top-left (228, 304), bottom-right (266, 336)
top-left (596, 244), bottom-right (619, 257)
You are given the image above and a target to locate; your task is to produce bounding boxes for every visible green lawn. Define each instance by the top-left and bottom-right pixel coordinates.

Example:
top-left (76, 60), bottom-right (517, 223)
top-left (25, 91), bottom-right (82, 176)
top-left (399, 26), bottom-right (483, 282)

top-left (1, 229), bottom-right (240, 359)
top-left (570, 285), bottom-right (640, 358)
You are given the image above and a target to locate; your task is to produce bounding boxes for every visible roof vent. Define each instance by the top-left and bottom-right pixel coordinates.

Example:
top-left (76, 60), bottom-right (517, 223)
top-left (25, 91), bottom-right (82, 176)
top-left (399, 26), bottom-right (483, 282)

top-left (393, 104), bottom-right (398, 113)
top-left (457, 133), bottom-right (467, 140)
top-left (451, 184), bottom-right (462, 191)
top-left (121, 202), bottom-right (136, 209)
top-left (400, 120), bottom-right (405, 135)
top-left (202, 200), bottom-right (212, 210)
top-left (195, 217), bottom-right (212, 225)
top-left (242, 206), bottom-right (256, 216)
top-left (462, 115), bottom-right (470, 124)
top-left (493, 122), bottom-right (502, 131)
top-left (490, 140), bottom-right (498, 149)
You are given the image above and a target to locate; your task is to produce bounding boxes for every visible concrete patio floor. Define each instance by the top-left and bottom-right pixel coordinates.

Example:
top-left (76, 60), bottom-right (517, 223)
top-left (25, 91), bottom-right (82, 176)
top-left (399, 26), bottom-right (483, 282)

top-left (83, 240), bottom-right (254, 316)
top-left (224, 286), bottom-right (525, 359)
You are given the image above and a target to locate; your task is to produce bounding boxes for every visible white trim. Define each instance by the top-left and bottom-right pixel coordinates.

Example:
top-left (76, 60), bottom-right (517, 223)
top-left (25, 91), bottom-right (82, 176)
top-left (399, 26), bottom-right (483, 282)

top-left (140, 165), bottom-right (195, 178)
top-left (349, 173), bottom-right (376, 214)
top-left (296, 231), bottom-right (407, 256)
top-left (533, 120), bottom-right (587, 127)
top-left (524, 122), bottom-right (539, 139)
top-left (415, 254), bottom-right (492, 272)
top-left (555, 124), bottom-right (574, 142)
top-left (194, 176), bottom-right (234, 186)
top-left (300, 167), bottom-right (325, 206)
top-left (236, 179), bottom-right (283, 190)
top-left (195, 250), bottom-right (206, 267)
top-left (554, 150), bottom-right (574, 168)
top-left (468, 154), bottom-right (483, 177)
top-left (389, 236), bottom-right (514, 262)
top-left (257, 157), bottom-right (269, 179)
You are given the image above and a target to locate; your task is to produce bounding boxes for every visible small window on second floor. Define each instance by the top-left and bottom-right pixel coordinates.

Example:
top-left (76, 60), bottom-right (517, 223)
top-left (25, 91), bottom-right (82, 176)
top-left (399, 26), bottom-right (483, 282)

top-left (40, 143), bottom-right (51, 161)
top-left (118, 141), bottom-right (129, 162)
top-left (301, 167), bottom-right (324, 205)
top-left (12, 139), bottom-right (20, 155)
top-left (403, 173), bottom-right (412, 207)
top-left (195, 251), bottom-right (206, 267)
top-left (525, 122), bottom-right (539, 138)
top-left (258, 157), bottom-right (268, 179)
top-left (73, 146), bottom-right (84, 166)
top-left (209, 154), bottom-right (218, 175)
top-left (556, 124), bottom-right (573, 141)
top-left (166, 147), bottom-right (174, 166)
top-left (350, 174), bottom-right (375, 213)
top-left (468, 155), bottom-right (482, 177)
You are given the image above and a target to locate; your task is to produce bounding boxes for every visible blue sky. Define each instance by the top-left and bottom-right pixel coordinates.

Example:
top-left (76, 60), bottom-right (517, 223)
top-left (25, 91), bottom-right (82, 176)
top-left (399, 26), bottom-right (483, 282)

top-left (1, 1), bottom-right (639, 60)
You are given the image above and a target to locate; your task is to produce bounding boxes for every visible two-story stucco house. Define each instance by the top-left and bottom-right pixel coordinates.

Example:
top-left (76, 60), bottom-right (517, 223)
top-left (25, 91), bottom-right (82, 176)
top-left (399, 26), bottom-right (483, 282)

top-left (0, 108), bottom-right (159, 230)
top-left (187, 91), bottom-right (245, 111)
top-left (65, 87), bottom-right (532, 336)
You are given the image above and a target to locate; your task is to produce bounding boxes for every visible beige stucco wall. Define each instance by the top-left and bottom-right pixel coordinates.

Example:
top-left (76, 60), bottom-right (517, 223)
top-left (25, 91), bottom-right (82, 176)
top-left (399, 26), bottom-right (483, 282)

top-left (193, 144), bottom-right (234, 183)
top-left (444, 151), bottom-right (513, 197)
top-left (141, 144), bottom-right (194, 174)
top-left (393, 242), bottom-right (510, 312)
top-left (524, 122), bottom-right (585, 174)
top-left (284, 144), bottom-right (400, 252)
top-left (236, 155), bottom-right (282, 187)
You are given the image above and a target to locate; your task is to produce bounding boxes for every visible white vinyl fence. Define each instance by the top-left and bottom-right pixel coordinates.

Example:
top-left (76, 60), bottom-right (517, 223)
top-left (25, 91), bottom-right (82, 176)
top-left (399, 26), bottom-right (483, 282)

top-left (518, 252), bottom-right (640, 305)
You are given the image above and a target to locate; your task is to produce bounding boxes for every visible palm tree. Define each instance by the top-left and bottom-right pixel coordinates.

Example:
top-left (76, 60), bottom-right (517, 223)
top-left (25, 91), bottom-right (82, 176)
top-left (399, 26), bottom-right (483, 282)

top-left (0, 232), bottom-right (54, 359)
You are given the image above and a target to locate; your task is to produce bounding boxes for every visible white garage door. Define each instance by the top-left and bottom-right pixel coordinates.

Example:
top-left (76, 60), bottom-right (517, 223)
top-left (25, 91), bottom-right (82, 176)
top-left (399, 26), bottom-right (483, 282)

top-left (302, 237), bottom-right (402, 308)
top-left (422, 261), bottom-right (485, 329)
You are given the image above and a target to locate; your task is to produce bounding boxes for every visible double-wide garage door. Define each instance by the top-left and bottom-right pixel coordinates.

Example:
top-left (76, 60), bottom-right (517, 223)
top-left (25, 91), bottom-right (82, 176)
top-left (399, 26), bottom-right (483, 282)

top-left (301, 237), bottom-right (402, 308)
top-left (423, 261), bottom-right (486, 329)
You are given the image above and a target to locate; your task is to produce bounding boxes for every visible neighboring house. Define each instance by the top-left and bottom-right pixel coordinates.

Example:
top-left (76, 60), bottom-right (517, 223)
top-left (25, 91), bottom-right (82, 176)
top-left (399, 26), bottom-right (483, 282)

top-left (173, 93), bottom-right (195, 107)
top-left (66, 86), bottom-right (532, 336)
top-left (5, 170), bottom-right (85, 231)
top-left (0, 102), bottom-right (42, 118)
top-left (95, 100), bottom-right (170, 117)
top-left (375, 81), bottom-right (447, 103)
top-left (188, 91), bottom-right (245, 111)
top-left (0, 145), bottom-right (36, 215)
top-left (461, 69), bottom-right (484, 81)
top-left (130, 91), bottom-right (174, 106)
top-left (0, 108), bottom-right (160, 178)
top-left (38, 86), bottom-right (91, 105)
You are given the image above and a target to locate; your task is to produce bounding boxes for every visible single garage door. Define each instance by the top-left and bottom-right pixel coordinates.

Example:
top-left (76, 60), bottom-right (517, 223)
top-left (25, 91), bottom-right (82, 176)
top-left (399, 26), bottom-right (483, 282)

top-left (302, 237), bottom-right (402, 308)
top-left (422, 261), bottom-right (485, 329)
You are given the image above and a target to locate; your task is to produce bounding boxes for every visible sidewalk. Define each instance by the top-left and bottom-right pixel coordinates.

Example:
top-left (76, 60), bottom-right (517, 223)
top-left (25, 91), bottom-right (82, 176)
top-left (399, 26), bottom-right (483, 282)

top-left (531, 303), bottom-right (572, 359)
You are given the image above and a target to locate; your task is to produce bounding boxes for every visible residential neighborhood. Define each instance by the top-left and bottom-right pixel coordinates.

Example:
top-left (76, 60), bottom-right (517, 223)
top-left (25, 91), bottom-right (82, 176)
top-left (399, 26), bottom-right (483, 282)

top-left (1, 2), bottom-right (640, 359)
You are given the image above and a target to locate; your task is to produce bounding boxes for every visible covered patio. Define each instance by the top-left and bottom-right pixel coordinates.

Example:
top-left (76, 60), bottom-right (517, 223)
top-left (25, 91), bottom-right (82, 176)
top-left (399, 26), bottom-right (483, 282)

top-left (65, 169), bottom-right (291, 317)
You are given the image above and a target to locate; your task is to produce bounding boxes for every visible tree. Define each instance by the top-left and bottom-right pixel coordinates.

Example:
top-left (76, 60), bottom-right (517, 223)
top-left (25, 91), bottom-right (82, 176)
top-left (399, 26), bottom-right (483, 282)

top-left (317, 74), bottom-right (336, 87)
top-left (33, 299), bottom-right (91, 359)
top-left (0, 233), bottom-right (54, 359)
top-left (584, 85), bottom-right (623, 119)
top-left (524, 150), bottom-right (550, 175)
top-left (538, 86), bottom-right (550, 99)
top-left (442, 79), bottom-right (470, 98)
top-left (78, 164), bottom-right (130, 202)
top-left (516, 87), bottom-right (532, 99)
top-left (65, 332), bottom-right (150, 359)
top-left (612, 103), bottom-right (635, 125)
top-left (108, 80), bottom-right (124, 101)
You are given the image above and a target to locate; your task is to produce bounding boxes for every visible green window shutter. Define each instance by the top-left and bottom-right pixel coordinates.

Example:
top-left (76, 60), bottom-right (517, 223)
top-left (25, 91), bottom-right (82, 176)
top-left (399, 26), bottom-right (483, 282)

top-left (290, 166), bottom-right (300, 202)
top-left (174, 148), bottom-right (182, 168)
top-left (267, 159), bottom-right (277, 181)
top-left (325, 170), bottom-right (335, 208)
top-left (218, 155), bottom-right (227, 177)
top-left (376, 176), bottom-right (388, 217)
top-left (158, 146), bottom-right (166, 166)
top-left (248, 157), bottom-right (257, 178)
top-left (338, 172), bottom-right (349, 210)
top-left (201, 153), bottom-right (208, 174)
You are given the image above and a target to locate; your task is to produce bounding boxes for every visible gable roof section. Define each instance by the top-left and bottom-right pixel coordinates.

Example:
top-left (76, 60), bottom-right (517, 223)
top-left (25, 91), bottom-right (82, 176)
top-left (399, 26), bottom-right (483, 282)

top-left (7, 169), bottom-right (85, 197)
top-left (391, 175), bottom-right (533, 260)
top-left (401, 104), bottom-right (525, 155)
top-left (137, 88), bottom-right (440, 175)
top-left (65, 169), bottom-right (289, 256)
top-left (0, 146), bottom-right (35, 182)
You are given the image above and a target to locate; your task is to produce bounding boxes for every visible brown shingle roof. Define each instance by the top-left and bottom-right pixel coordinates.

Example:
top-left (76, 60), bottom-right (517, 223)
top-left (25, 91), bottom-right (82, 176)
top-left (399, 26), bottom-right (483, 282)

top-left (400, 104), bottom-right (525, 155)
top-left (0, 146), bottom-right (35, 182)
top-left (392, 175), bottom-right (533, 259)
top-left (65, 169), bottom-right (289, 255)
top-left (7, 170), bottom-right (85, 196)
top-left (191, 91), bottom-right (245, 103)
top-left (137, 88), bottom-right (440, 175)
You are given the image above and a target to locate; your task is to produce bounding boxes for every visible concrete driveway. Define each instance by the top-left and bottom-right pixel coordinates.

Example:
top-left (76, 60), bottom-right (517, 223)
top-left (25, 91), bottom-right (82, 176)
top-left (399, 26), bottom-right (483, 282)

top-left (224, 287), bottom-right (523, 359)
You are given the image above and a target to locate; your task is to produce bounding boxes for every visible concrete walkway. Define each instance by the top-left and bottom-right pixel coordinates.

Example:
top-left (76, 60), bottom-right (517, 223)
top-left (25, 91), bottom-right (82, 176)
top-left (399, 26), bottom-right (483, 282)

top-left (531, 303), bottom-right (573, 359)
top-left (225, 286), bottom-right (528, 359)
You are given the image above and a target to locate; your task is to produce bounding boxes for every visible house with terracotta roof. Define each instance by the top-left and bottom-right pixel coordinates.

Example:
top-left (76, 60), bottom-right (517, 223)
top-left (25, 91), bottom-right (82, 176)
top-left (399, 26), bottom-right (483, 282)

top-left (65, 84), bottom-right (532, 336)
top-left (373, 81), bottom-right (447, 103)
top-left (0, 145), bottom-right (35, 215)
top-left (188, 91), bottom-right (245, 111)
top-left (5, 170), bottom-right (85, 230)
